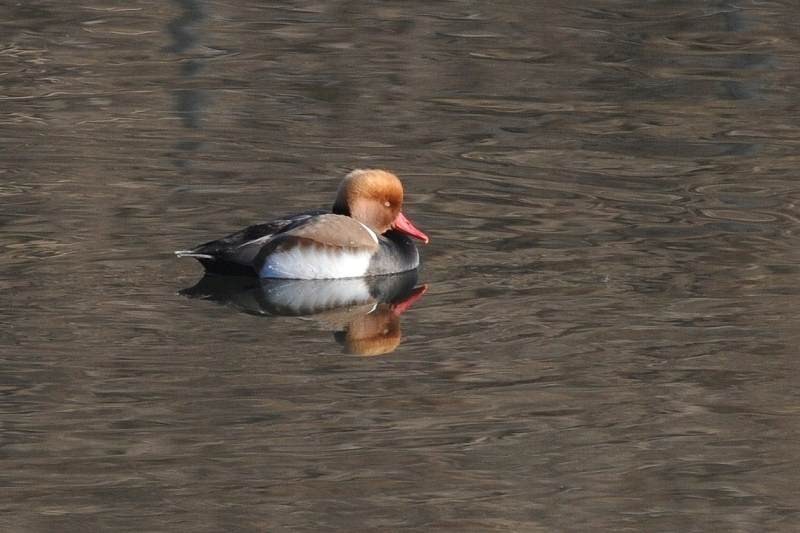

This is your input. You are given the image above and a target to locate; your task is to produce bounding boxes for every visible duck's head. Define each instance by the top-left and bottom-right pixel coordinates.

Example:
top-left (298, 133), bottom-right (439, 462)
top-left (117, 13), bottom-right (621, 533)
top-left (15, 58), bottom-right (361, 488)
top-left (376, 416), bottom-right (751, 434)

top-left (332, 169), bottom-right (429, 243)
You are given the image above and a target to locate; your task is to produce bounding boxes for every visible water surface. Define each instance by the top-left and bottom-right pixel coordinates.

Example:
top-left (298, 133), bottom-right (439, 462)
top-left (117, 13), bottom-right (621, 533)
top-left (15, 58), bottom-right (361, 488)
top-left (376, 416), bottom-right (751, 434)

top-left (2, 1), bottom-right (800, 531)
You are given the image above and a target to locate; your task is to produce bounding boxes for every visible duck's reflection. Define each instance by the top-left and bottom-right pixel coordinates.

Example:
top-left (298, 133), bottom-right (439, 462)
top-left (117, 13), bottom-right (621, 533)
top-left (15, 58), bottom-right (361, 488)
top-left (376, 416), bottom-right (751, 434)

top-left (180, 271), bottom-right (426, 356)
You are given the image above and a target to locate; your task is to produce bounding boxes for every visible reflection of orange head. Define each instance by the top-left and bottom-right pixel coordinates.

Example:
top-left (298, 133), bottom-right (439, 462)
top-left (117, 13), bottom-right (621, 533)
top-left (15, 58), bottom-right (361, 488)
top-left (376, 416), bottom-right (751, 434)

top-left (343, 306), bottom-right (402, 356)
top-left (341, 285), bottom-right (428, 356)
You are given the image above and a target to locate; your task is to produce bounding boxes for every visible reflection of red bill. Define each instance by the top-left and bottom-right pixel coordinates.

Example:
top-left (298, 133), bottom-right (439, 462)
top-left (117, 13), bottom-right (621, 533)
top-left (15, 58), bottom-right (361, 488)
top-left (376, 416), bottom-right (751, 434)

top-left (391, 284), bottom-right (428, 317)
top-left (393, 212), bottom-right (429, 243)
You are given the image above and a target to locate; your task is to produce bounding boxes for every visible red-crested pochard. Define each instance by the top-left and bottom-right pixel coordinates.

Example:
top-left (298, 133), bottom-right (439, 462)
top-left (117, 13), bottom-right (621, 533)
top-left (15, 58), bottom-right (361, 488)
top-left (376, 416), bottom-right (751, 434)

top-left (175, 169), bottom-right (429, 279)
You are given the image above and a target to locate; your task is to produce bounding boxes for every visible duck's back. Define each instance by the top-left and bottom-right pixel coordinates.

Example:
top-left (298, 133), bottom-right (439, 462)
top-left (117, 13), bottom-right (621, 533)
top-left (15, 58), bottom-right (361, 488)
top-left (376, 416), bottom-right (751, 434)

top-left (177, 210), bottom-right (326, 275)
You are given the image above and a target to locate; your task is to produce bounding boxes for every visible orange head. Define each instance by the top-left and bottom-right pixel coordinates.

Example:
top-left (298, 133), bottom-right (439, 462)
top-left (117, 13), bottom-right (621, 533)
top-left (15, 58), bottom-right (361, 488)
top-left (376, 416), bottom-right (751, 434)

top-left (332, 169), bottom-right (429, 243)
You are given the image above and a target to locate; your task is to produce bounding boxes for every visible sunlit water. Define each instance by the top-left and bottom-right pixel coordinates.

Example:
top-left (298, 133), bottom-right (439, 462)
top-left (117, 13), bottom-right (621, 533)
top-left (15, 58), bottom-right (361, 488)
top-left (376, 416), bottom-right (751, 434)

top-left (2, 1), bottom-right (800, 531)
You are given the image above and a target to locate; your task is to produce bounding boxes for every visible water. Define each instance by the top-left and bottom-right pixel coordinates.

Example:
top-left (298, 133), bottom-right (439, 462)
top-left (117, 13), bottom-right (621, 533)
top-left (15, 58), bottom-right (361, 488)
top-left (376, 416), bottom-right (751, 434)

top-left (3, 1), bottom-right (800, 530)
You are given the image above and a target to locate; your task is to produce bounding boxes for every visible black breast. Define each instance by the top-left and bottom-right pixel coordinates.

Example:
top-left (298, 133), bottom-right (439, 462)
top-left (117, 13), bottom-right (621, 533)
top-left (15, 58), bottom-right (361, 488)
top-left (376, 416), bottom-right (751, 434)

top-left (366, 230), bottom-right (420, 276)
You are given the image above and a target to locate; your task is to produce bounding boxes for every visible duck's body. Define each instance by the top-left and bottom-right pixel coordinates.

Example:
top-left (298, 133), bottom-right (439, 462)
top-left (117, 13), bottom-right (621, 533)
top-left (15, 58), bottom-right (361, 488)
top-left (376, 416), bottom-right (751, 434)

top-left (176, 170), bottom-right (428, 279)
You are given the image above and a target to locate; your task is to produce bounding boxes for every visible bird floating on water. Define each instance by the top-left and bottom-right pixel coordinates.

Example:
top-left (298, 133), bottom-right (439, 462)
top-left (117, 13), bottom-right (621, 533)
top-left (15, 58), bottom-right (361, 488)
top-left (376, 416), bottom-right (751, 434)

top-left (175, 169), bottom-right (429, 279)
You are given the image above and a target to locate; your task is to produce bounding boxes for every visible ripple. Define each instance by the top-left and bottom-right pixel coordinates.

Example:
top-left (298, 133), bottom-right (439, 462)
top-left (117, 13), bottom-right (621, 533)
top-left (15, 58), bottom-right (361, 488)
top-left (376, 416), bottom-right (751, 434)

top-left (698, 209), bottom-right (778, 223)
top-left (2, 1), bottom-right (800, 531)
top-left (461, 148), bottom-right (706, 178)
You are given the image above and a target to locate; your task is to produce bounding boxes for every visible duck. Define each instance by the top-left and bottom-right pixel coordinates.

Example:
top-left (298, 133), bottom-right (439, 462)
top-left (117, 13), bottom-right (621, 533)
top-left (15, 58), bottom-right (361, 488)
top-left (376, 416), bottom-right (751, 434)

top-left (175, 169), bottom-right (429, 279)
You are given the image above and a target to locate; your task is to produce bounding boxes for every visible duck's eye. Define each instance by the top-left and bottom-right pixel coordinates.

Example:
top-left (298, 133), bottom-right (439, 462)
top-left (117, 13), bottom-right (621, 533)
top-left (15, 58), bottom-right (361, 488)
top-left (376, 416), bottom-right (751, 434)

top-left (384, 201), bottom-right (391, 207)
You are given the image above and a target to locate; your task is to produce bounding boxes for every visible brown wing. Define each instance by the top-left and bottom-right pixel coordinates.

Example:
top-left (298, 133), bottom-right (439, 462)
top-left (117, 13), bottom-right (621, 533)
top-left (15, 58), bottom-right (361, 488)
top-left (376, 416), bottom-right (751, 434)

top-left (283, 214), bottom-right (380, 251)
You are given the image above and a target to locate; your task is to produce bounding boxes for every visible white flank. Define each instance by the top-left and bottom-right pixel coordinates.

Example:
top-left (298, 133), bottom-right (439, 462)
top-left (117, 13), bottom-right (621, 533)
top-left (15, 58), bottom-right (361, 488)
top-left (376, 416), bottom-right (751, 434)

top-left (260, 247), bottom-right (372, 279)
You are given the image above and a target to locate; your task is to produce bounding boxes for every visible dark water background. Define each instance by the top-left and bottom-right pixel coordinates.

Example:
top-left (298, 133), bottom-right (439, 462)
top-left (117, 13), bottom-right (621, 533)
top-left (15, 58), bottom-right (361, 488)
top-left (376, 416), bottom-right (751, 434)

top-left (3, 1), bottom-right (800, 531)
